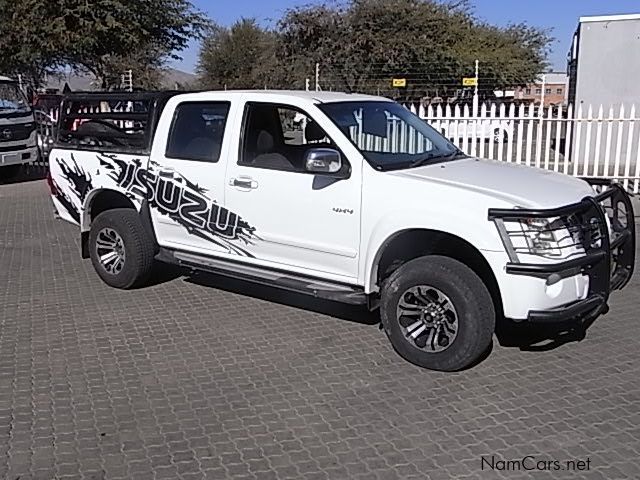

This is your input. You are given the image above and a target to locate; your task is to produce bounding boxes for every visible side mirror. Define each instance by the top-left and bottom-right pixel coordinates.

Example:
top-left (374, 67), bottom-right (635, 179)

top-left (305, 148), bottom-right (342, 175)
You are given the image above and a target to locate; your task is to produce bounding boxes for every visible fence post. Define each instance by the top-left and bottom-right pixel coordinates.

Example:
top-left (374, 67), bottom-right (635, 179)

top-left (543, 105), bottom-right (552, 170)
top-left (603, 105), bottom-right (614, 178)
top-left (497, 103), bottom-right (506, 162)
top-left (613, 104), bottom-right (625, 182)
top-left (623, 104), bottom-right (635, 191)
top-left (472, 59), bottom-right (479, 117)
top-left (553, 104), bottom-right (563, 172)
top-left (524, 104), bottom-right (535, 166)
top-left (572, 104), bottom-right (583, 176)
top-left (582, 105), bottom-right (593, 176)
top-left (592, 105), bottom-right (604, 178)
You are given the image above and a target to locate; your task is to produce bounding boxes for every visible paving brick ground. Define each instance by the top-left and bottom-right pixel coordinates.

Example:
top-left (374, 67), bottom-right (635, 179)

top-left (1, 174), bottom-right (640, 480)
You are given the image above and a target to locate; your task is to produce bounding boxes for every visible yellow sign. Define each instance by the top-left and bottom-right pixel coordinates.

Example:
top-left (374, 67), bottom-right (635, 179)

top-left (392, 78), bottom-right (407, 88)
top-left (462, 77), bottom-right (477, 86)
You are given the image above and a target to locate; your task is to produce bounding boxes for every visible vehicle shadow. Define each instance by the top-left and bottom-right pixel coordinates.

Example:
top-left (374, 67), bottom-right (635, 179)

top-left (182, 270), bottom-right (380, 326)
top-left (495, 315), bottom-right (597, 352)
top-left (0, 165), bottom-right (47, 185)
top-left (144, 262), bottom-right (185, 287)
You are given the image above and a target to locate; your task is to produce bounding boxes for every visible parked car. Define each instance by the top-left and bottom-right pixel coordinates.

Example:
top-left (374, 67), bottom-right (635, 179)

top-left (47, 90), bottom-right (635, 371)
top-left (0, 76), bottom-right (38, 178)
top-left (435, 119), bottom-right (512, 143)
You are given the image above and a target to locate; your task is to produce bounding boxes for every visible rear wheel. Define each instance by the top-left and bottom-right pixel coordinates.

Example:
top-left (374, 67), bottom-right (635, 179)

top-left (89, 208), bottom-right (155, 289)
top-left (380, 255), bottom-right (495, 371)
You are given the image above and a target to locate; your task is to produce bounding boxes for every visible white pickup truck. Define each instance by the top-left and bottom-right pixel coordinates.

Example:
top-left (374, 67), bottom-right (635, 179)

top-left (48, 90), bottom-right (635, 371)
top-left (0, 76), bottom-right (38, 178)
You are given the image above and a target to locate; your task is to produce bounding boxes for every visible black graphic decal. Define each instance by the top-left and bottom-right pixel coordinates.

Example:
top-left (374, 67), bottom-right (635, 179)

top-left (97, 153), bottom-right (257, 256)
top-left (57, 155), bottom-right (93, 202)
top-left (51, 178), bottom-right (80, 223)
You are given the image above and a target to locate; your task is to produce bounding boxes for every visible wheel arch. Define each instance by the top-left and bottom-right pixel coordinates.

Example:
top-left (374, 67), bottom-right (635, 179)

top-left (80, 188), bottom-right (155, 259)
top-left (368, 228), bottom-right (504, 319)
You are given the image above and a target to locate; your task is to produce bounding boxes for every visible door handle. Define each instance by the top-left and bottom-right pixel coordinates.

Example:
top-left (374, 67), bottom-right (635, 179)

top-left (158, 167), bottom-right (175, 178)
top-left (157, 167), bottom-right (183, 183)
top-left (230, 177), bottom-right (258, 189)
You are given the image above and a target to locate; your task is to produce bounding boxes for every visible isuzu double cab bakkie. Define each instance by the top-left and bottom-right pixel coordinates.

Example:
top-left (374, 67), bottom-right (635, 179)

top-left (48, 91), bottom-right (636, 371)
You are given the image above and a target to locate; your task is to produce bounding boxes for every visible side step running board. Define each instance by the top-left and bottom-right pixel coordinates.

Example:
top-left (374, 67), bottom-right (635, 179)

top-left (156, 248), bottom-right (368, 305)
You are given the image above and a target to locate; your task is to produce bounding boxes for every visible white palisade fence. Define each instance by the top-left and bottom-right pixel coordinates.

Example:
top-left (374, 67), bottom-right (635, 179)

top-left (412, 102), bottom-right (640, 194)
top-left (38, 100), bottom-right (640, 193)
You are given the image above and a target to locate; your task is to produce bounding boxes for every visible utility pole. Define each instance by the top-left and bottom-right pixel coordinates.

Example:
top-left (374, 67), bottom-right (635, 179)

top-left (539, 74), bottom-right (546, 107)
top-left (315, 63), bottom-right (320, 91)
top-left (473, 59), bottom-right (479, 117)
top-left (121, 69), bottom-right (133, 92)
top-left (305, 78), bottom-right (310, 92)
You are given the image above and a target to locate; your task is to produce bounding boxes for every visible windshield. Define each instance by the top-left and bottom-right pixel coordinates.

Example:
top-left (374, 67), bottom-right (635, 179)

top-left (318, 101), bottom-right (462, 170)
top-left (0, 82), bottom-right (30, 113)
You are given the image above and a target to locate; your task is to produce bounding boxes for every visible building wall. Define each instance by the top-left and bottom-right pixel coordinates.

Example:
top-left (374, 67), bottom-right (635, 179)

top-left (574, 18), bottom-right (640, 108)
top-left (514, 82), bottom-right (567, 106)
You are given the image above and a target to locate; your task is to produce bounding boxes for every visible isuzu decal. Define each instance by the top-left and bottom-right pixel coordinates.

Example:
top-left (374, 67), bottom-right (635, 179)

top-left (97, 153), bottom-right (258, 256)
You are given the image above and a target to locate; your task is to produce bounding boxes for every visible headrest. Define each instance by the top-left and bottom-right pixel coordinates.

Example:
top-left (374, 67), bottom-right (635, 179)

top-left (256, 130), bottom-right (274, 153)
top-left (305, 121), bottom-right (326, 142)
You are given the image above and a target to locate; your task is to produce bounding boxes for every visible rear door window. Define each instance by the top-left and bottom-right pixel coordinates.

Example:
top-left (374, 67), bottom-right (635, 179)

top-left (166, 102), bottom-right (231, 162)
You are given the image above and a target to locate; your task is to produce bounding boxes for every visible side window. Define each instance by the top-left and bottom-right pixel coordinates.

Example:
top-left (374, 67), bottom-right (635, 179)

top-left (239, 102), bottom-right (335, 172)
top-left (166, 102), bottom-right (230, 162)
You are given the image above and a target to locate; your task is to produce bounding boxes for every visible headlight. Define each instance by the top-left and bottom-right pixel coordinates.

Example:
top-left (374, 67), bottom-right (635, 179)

top-left (503, 216), bottom-right (586, 260)
top-left (521, 218), bottom-right (562, 257)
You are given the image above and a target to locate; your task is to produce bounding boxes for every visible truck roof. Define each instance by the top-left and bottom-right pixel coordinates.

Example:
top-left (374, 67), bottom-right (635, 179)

top-left (214, 90), bottom-right (390, 103)
top-left (60, 89), bottom-right (392, 105)
top-left (579, 13), bottom-right (640, 23)
top-left (166, 89), bottom-right (389, 104)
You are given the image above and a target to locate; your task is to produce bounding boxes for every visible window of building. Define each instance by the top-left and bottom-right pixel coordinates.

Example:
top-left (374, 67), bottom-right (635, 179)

top-left (556, 88), bottom-right (563, 94)
top-left (535, 88), bottom-right (542, 95)
top-left (545, 88), bottom-right (551, 94)
top-left (166, 102), bottom-right (230, 162)
top-left (239, 102), bottom-right (339, 173)
top-left (525, 88), bottom-right (531, 95)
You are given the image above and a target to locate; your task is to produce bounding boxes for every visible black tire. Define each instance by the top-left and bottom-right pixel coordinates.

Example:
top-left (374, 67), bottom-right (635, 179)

top-left (89, 208), bottom-right (155, 289)
top-left (0, 164), bottom-right (22, 180)
top-left (380, 255), bottom-right (495, 371)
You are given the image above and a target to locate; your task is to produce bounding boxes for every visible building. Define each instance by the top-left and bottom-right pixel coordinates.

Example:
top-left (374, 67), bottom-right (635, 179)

top-left (567, 13), bottom-right (640, 175)
top-left (567, 13), bottom-right (640, 107)
top-left (513, 72), bottom-right (568, 106)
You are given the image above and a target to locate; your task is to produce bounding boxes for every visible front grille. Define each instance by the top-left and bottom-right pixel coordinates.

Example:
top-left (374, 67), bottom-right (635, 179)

top-left (0, 143), bottom-right (28, 152)
top-left (0, 123), bottom-right (35, 142)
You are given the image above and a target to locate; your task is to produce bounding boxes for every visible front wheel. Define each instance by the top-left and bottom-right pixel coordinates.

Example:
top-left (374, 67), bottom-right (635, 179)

top-left (89, 208), bottom-right (155, 289)
top-left (380, 255), bottom-right (495, 371)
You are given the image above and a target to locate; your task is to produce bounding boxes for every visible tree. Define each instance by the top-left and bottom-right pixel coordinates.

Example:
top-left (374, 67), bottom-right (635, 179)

top-left (277, 0), bottom-right (552, 101)
top-left (197, 19), bottom-right (282, 90)
top-left (0, 0), bottom-right (208, 89)
top-left (0, 0), bottom-right (64, 87)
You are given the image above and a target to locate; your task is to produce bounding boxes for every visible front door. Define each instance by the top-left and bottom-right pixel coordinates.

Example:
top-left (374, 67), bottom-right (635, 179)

top-left (223, 100), bottom-right (362, 281)
top-left (147, 99), bottom-right (256, 256)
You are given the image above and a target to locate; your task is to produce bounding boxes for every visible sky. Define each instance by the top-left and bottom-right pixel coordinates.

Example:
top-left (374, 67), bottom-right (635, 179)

top-left (171, 0), bottom-right (640, 74)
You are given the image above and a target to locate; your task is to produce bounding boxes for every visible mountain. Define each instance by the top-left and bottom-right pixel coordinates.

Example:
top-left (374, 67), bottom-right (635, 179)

top-left (44, 68), bottom-right (197, 92)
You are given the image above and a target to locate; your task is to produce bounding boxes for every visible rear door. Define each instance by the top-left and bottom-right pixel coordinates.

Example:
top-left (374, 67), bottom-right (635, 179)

top-left (147, 96), bottom-right (255, 256)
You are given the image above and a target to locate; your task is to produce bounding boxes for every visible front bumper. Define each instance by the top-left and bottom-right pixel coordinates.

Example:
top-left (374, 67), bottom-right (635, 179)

top-left (489, 183), bottom-right (635, 323)
top-left (0, 146), bottom-right (38, 167)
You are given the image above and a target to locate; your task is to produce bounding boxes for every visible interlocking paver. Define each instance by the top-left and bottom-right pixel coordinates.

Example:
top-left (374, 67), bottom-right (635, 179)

top-left (1, 176), bottom-right (640, 479)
